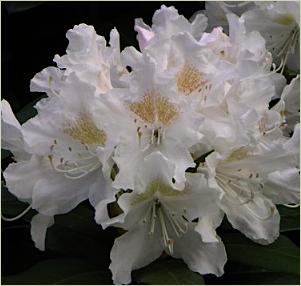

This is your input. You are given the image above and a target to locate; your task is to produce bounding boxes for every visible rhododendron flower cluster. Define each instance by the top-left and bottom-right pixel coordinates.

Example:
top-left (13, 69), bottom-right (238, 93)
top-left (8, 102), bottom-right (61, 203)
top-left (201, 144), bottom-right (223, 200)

top-left (2, 4), bottom-right (300, 284)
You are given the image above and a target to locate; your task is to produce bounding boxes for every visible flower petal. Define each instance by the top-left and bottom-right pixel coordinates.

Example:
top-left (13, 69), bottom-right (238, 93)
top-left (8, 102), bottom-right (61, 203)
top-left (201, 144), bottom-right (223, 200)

top-left (173, 226), bottom-right (226, 277)
top-left (109, 225), bottom-right (163, 284)
top-left (1, 100), bottom-right (29, 160)
top-left (3, 155), bottom-right (48, 201)
top-left (30, 213), bottom-right (54, 251)
top-left (195, 208), bottom-right (224, 243)
top-left (220, 193), bottom-right (280, 244)
top-left (32, 169), bottom-right (98, 216)
top-left (264, 168), bottom-right (300, 204)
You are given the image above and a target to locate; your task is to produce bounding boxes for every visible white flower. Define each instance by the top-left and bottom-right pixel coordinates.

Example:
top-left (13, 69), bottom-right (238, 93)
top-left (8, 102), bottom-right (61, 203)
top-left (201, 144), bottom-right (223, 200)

top-left (241, 1), bottom-right (300, 72)
top-left (2, 74), bottom-right (122, 249)
top-left (1, 100), bottom-right (30, 161)
top-left (31, 24), bottom-right (127, 96)
top-left (134, 5), bottom-right (208, 51)
top-left (200, 1), bottom-right (255, 33)
top-left (197, 73), bottom-right (286, 157)
top-left (198, 127), bottom-right (300, 244)
top-left (109, 54), bottom-right (203, 191)
top-left (273, 76), bottom-right (300, 136)
top-left (199, 1), bottom-right (299, 72)
top-left (105, 152), bottom-right (226, 284)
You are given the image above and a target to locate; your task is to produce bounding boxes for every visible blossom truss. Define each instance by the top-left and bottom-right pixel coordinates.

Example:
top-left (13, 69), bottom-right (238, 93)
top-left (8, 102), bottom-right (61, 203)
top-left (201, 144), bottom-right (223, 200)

top-left (1, 4), bottom-right (300, 285)
top-left (201, 1), bottom-right (300, 72)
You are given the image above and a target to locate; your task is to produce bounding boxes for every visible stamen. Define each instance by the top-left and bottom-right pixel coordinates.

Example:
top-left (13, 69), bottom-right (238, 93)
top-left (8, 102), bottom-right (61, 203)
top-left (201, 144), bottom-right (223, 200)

top-left (48, 155), bottom-right (101, 179)
top-left (129, 91), bottom-right (178, 126)
top-left (64, 162), bottom-right (100, 179)
top-left (283, 203), bottom-right (300, 208)
top-left (177, 64), bottom-right (207, 96)
top-left (149, 202), bottom-right (157, 235)
top-left (216, 175), bottom-right (255, 205)
top-left (158, 208), bottom-right (173, 255)
top-left (64, 113), bottom-right (107, 146)
top-left (273, 27), bottom-right (299, 74)
top-left (1, 204), bottom-right (32, 222)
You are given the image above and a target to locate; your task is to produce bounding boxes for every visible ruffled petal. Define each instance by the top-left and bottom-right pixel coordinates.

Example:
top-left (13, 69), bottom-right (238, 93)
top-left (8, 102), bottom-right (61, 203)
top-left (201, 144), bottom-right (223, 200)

top-left (264, 168), bottom-right (300, 204)
top-left (32, 169), bottom-right (98, 216)
top-left (173, 226), bottom-right (226, 277)
top-left (195, 208), bottom-right (224, 243)
top-left (109, 224), bottom-right (163, 284)
top-left (220, 193), bottom-right (280, 244)
top-left (89, 174), bottom-right (118, 228)
top-left (30, 67), bottom-right (64, 95)
top-left (3, 155), bottom-right (49, 201)
top-left (1, 100), bottom-right (28, 160)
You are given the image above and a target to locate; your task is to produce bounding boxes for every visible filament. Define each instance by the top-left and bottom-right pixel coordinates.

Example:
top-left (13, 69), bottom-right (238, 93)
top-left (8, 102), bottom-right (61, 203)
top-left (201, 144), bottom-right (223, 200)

top-left (283, 203), bottom-right (300, 208)
top-left (2, 204), bottom-right (32, 222)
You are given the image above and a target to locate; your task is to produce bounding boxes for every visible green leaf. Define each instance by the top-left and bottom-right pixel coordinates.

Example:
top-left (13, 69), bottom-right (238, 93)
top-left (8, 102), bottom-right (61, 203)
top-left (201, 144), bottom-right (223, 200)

top-left (5, 2), bottom-right (43, 14)
top-left (15, 96), bottom-right (45, 124)
top-left (222, 233), bottom-right (300, 275)
top-left (1, 149), bottom-right (11, 160)
top-left (278, 205), bottom-right (300, 232)
top-left (45, 205), bottom-right (117, 269)
top-left (222, 272), bottom-right (299, 285)
top-left (54, 204), bottom-right (100, 238)
top-left (54, 270), bottom-right (112, 285)
top-left (283, 66), bottom-right (300, 80)
top-left (205, 261), bottom-right (299, 284)
top-left (2, 258), bottom-right (100, 284)
top-left (133, 258), bottom-right (205, 285)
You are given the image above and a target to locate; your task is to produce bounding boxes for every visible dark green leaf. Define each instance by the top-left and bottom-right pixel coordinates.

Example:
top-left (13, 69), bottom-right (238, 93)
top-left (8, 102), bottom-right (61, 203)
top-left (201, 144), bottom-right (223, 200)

top-left (223, 233), bottom-right (299, 275)
top-left (5, 2), bottom-right (44, 14)
top-left (54, 270), bottom-right (112, 285)
top-left (45, 224), bottom-right (114, 269)
top-left (278, 205), bottom-right (300, 232)
top-left (205, 261), bottom-right (299, 284)
top-left (221, 271), bottom-right (299, 285)
top-left (2, 258), bottom-right (99, 284)
top-left (54, 204), bottom-right (100, 237)
top-left (283, 67), bottom-right (300, 82)
top-left (133, 258), bottom-right (205, 285)
top-left (1, 149), bottom-right (11, 160)
top-left (45, 206), bottom-right (117, 269)
top-left (16, 96), bottom-right (45, 124)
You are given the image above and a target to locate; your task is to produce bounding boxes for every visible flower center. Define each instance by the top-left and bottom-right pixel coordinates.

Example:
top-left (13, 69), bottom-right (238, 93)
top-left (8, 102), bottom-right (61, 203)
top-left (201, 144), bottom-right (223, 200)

top-left (64, 113), bottom-right (107, 146)
top-left (143, 198), bottom-right (188, 255)
top-left (134, 180), bottom-right (188, 255)
top-left (177, 64), bottom-right (207, 96)
top-left (129, 91), bottom-right (178, 126)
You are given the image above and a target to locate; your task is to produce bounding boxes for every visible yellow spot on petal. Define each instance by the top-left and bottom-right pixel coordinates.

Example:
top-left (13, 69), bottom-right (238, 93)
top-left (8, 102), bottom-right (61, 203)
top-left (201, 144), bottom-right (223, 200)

top-left (132, 180), bottom-right (186, 205)
top-left (129, 91), bottom-right (178, 126)
top-left (177, 64), bottom-right (206, 96)
top-left (226, 148), bottom-right (249, 162)
top-left (64, 113), bottom-right (106, 146)
top-left (275, 15), bottom-right (294, 26)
